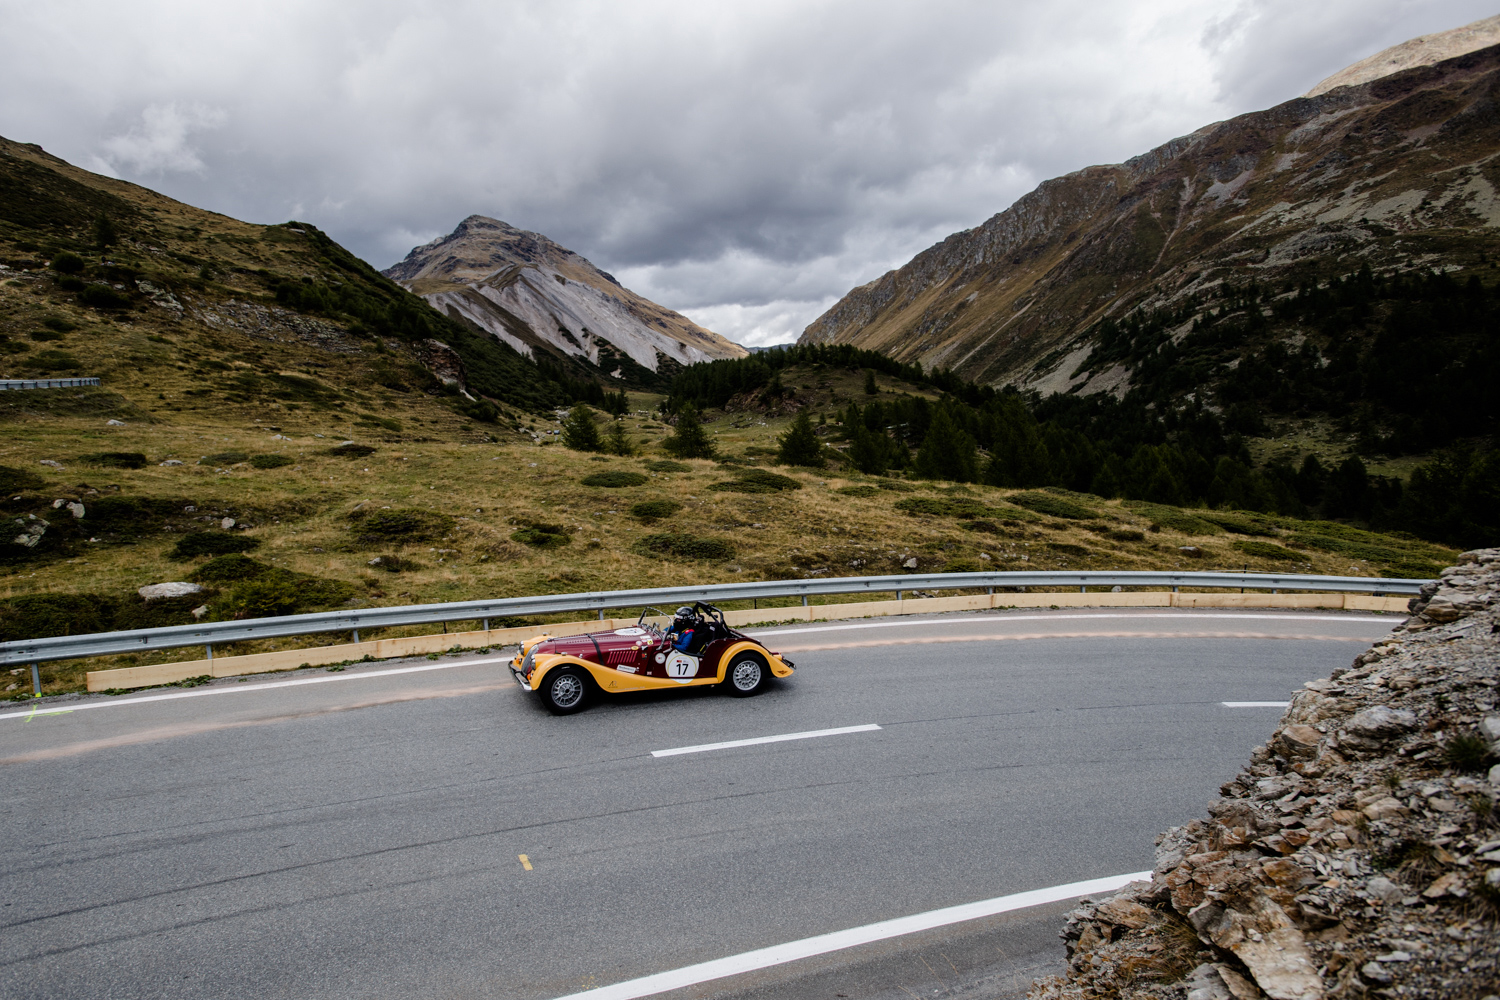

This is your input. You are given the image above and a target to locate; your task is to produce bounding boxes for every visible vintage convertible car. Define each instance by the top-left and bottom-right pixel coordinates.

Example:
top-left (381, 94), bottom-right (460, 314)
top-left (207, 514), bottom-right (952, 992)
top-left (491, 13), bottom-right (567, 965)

top-left (509, 602), bottom-right (795, 713)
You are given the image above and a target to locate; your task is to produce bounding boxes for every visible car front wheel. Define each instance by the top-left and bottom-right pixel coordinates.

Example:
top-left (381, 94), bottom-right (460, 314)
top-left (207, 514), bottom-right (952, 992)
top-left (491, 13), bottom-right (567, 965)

top-left (724, 653), bottom-right (769, 697)
top-left (540, 667), bottom-right (591, 714)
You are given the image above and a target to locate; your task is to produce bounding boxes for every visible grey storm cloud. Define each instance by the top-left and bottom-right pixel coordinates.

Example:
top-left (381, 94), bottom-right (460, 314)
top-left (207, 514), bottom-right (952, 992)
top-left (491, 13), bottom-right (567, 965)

top-left (2, 0), bottom-right (1493, 345)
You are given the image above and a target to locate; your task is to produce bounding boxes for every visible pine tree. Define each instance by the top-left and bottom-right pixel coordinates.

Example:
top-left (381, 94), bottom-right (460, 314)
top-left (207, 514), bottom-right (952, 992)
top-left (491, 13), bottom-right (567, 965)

top-left (914, 406), bottom-right (977, 482)
top-left (778, 410), bottom-right (823, 467)
top-left (605, 418), bottom-right (634, 456)
top-left (603, 390), bottom-right (629, 417)
top-left (662, 403), bottom-right (715, 459)
top-left (561, 403), bottom-right (603, 452)
top-left (863, 369), bottom-right (878, 395)
top-left (848, 422), bottom-right (888, 475)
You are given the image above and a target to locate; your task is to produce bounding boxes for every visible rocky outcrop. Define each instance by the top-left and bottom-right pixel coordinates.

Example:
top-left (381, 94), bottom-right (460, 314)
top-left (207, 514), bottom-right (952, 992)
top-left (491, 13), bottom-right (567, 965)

top-left (1030, 548), bottom-right (1500, 1000)
top-left (384, 216), bottom-right (745, 375)
top-left (801, 40), bottom-right (1500, 391)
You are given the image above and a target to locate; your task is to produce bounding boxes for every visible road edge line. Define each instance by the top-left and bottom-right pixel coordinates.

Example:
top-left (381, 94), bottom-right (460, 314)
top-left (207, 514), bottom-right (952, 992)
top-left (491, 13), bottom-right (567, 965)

top-left (550, 870), bottom-right (1151, 1000)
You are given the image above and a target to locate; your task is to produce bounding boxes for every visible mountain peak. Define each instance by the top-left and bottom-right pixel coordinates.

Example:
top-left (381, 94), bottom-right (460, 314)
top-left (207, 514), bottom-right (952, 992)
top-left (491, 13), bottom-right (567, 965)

top-left (383, 217), bottom-right (745, 375)
top-left (1304, 14), bottom-right (1500, 97)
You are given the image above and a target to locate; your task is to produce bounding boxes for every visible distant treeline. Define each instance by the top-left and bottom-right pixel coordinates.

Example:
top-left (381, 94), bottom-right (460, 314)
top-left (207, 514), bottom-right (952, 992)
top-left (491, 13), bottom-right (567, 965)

top-left (661, 307), bottom-right (1497, 550)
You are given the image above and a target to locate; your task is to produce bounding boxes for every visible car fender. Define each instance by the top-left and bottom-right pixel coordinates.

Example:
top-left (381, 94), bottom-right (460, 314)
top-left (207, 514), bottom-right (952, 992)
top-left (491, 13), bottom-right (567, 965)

top-left (530, 653), bottom-right (724, 694)
top-left (716, 640), bottom-right (794, 680)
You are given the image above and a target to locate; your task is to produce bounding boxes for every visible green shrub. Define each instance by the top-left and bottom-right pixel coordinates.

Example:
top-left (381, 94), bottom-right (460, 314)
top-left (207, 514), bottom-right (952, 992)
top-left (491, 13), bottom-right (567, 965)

top-left (79, 284), bottom-right (130, 309)
top-left (1380, 560), bottom-right (1444, 579)
top-left (942, 558), bottom-right (984, 573)
top-left (42, 317), bottom-right (77, 332)
top-left (511, 524), bottom-right (571, 548)
top-left (49, 251), bottom-right (85, 275)
top-left (895, 495), bottom-right (1002, 518)
top-left (630, 500), bottom-right (683, 520)
top-left (22, 349), bottom-right (82, 372)
top-left (169, 532), bottom-right (261, 560)
top-left (249, 454), bottom-right (294, 469)
top-left (1007, 491), bottom-right (1096, 519)
top-left (0, 465), bottom-right (45, 493)
top-left (357, 413), bottom-right (403, 432)
top-left (1233, 540), bottom-right (1303, 561)
top-left (633, 532), bottom-right (735, 561)
top-left (198, 451), bottom-right (249, 466)
top-left (189, 553), bottom-right (270, 583)
top-left (1199, 511), bottom-right (1278, 536)
top-left (644, 460), bottom-right (690, 473)
top-left (1441, 731), bottom-right (1494, 772)
top-left (837, 485), bottom-right (880, 498)
top-left (29, 329), bottom-right (65, 342)
top-left (58, 276), bottom-right (85, 292)
top-left (961, 520), bottom-right (1002, 534)
top-left (79, 451), bottom-right (146, 469)
top-left (709, 469), bottom-right (803, 494)
top-left (348, 507), bottom-right (454, 545)
top-left (1105, 529), bottom-right (1146, 542)
top-left (327, 443), bottom-right (377, 458)
top-left (874, 479), bottom-right (915, 492)
top-left (1121, 501), bottom-right (1222, 535)
top-left (581, 471), bottom-right (648, 488)
top-left (0, 592), bottom-right (116, 641)
top-left (455, 398), bottom-right (498, 423)
top-left (1047, 542), bottom-right (1090, 557)
top-left (216, 569), bottom-right (355, 620)
top-left (366, 554), bottom-right (422, 572)
top-left (0, 339), bottom-right (29, 355)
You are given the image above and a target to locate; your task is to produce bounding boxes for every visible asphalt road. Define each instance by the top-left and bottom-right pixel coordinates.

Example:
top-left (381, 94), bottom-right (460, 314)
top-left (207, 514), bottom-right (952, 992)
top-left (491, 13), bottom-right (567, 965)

top-left (0, 609), bottom-right (1397, 1000)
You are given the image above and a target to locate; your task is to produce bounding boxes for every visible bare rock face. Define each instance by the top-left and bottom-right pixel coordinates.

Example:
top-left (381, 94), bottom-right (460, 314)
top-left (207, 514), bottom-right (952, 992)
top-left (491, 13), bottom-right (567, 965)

top-left (800, 38), bottom-right (1500, 392)
top-left (1304, 14), bottom-right (1500, 97)
top-left (1030, 547), bottom-right (1500, 1000)
top-left (383, 216), bottom-right (745, 379)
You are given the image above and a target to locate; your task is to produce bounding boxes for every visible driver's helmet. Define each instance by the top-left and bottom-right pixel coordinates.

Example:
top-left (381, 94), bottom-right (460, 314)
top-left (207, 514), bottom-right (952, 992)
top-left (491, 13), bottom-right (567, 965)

top-left (672, 605), bottom-right (698, 627)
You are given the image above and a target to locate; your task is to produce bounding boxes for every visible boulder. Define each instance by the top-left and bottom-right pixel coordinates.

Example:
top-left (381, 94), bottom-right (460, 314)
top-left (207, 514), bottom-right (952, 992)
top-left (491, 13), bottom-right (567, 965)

top-left (138, 582), bottom-right (206, 601)
top-left (1189, 894), bottom-right (1323, 1000)
top-left (1340, 705), bottom-right (1417, 751)
top-left (1278, 725), bottom-right (1322, 758)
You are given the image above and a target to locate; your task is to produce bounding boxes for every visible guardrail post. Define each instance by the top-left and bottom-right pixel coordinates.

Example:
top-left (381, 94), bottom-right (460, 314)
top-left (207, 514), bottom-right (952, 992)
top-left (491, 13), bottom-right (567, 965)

top-left (30, 662), bottom-right (40, 698)
top-left (897, 590), bottom-right (903, 601)
top-left (1079, 586), bottom-right (1085, 593)
top-left (598, 608), bottom-right (604, 620)
top-left (352, 630), bottom-right (360, 644)
top-left (801, 596), bottom-right (808, 607)
top-left (482, 618), bottom-right (490, 631)
top-left (205, 645), bottom-right (213, 662)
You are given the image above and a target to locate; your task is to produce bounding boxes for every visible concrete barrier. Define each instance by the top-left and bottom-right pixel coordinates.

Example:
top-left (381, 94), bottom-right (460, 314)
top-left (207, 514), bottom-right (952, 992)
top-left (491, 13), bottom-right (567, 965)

top-left (84, 590), bottom-right (1409, 692)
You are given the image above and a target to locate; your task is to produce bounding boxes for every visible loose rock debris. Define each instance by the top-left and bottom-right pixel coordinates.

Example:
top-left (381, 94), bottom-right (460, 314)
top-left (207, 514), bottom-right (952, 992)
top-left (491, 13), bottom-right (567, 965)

top-left (1030, 547), bottom-right (1500, 1000)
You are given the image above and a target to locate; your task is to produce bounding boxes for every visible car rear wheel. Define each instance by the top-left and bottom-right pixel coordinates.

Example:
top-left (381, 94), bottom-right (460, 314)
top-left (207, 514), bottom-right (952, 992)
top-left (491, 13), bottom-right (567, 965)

top-left (540, 667), bottom-right (591, 714)
top-left (724, 653), bottom-right (769, 697)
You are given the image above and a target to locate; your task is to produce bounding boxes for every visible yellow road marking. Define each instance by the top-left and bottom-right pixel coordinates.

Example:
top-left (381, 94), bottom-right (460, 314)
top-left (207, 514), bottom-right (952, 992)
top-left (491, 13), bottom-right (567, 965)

top-left (519, 854), bottom-right (533, 871)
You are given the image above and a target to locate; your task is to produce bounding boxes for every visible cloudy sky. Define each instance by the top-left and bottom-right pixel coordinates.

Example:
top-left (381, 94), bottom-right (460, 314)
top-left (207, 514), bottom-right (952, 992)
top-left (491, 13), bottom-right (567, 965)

top-left (2, 1), bottom-right (1493, 345)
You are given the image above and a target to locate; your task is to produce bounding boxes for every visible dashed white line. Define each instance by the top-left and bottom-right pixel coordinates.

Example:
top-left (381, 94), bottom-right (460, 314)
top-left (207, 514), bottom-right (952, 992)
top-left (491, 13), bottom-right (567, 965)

top-left (550, 870), bottom-right (1151, 1000)
top-left (652, 723), bottom-right (881, 757)
top-left (1223, 701), bottom-right (1291, 708)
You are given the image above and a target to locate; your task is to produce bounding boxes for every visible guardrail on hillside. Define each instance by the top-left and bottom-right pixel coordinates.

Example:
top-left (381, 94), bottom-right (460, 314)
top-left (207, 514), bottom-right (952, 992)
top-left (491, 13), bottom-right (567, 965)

top-left (0, 378), bottom-right (101, 390)
top-left (0, 570), bottom-right (1426, 669)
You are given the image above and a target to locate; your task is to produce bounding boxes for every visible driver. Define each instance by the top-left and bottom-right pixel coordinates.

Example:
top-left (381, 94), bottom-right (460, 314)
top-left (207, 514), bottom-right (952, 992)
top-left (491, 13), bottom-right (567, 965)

top-left (665, 605), bottom-right (699, 652)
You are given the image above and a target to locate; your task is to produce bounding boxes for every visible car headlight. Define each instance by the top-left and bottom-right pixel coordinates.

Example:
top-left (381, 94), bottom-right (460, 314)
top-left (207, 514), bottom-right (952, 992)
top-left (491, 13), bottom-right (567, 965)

top-left (521, 645), bottom-right (536, 677)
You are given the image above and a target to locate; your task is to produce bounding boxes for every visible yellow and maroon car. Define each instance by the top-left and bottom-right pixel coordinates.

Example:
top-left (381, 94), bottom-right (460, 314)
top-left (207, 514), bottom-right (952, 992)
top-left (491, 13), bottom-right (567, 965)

top-left (510, 602), bottom-right (795, 713)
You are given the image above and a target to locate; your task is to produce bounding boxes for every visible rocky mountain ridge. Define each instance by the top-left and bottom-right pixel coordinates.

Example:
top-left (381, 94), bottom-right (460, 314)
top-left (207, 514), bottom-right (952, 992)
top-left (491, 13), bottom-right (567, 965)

top-left (1030, 548), bottom-right (1500, 1000)
top-left (384, 215), bottom-right (745, 384)
top-left (800, 35), bottom-right (1500, 396)
top-left (1306, 14), bottom-right (1500, 97)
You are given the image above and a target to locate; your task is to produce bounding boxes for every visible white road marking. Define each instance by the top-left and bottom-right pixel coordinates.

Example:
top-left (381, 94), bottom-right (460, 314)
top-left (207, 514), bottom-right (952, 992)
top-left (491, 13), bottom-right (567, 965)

top-left (652, 723), bottom-right (881, 757)
top-left (1223, 701), bottom-right (1291, 708)
top-left (0, 656), bottom-right (516, 723)
top-left (550, 870), bottom-right (1151, 1000)
top-left (750, 612), bottom-right (1397, 638)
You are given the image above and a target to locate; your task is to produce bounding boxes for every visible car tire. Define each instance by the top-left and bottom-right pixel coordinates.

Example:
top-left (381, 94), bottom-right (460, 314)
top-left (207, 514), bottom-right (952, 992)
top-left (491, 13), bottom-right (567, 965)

top-left (540, 667), bottom-right (591, 714)
top-left (723, 653), bottom-right (769, 697)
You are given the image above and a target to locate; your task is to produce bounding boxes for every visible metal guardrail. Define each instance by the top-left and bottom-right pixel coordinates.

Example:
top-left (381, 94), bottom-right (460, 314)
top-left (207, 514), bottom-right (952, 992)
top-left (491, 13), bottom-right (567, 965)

top-left (0, 378), bottom-right (101, 390)
top-left (0, 570), bottom-right (1424, 667)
